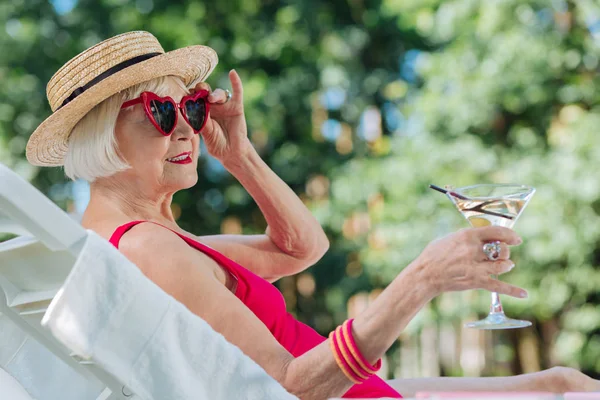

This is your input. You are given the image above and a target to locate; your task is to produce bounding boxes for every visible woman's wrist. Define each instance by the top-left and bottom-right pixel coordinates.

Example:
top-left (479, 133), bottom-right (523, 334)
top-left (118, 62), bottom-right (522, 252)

top-left (220, 140), bottom-right (258, 172)
top-left (401, 258), bottom-right (440, 301)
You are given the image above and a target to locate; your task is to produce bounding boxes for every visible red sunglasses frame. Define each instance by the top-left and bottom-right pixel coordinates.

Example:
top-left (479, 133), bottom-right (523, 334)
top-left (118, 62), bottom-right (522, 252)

top-left (121, 90), bottom-right (210, 136)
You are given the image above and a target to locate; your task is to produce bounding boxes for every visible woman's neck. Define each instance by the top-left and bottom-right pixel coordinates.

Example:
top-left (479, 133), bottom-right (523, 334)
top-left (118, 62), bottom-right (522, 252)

top-left (84, 177), bottom-right (177, 228)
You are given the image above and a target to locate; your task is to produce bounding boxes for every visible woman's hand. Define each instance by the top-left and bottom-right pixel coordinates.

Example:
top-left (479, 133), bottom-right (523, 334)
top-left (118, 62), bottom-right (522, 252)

top-left (192, 69), bottom-right (252, 164)
top-left (542, 366), bottom-right (600, 392)
top-left (409, 226), bottom-right (527, 298)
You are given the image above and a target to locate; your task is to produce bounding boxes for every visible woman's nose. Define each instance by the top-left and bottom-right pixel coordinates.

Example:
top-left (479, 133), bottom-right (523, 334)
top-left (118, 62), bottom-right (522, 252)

top-left (172, 118), bottom-right (195, 140)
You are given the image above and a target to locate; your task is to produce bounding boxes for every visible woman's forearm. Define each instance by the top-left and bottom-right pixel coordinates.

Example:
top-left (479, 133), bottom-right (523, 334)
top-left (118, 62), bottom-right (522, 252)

top-left (351, 261), bottom-right (436, 363)
top-left (223, 145), bottom-right (329, 262)
top-left (284, 265), bottom-right (435, 399)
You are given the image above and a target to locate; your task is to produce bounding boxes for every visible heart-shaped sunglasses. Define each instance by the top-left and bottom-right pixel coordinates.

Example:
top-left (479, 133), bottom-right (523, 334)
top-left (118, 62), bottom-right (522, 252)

top-left (121, 90), bottom-right (210, 136)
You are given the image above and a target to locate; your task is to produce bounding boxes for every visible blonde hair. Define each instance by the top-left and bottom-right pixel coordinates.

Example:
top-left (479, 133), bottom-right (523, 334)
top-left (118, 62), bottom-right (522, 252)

top-left (64, 76), bottom-right (189, 182)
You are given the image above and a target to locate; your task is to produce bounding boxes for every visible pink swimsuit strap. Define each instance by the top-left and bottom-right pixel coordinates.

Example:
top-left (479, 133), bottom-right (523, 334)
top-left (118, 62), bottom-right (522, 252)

top-left (109, 220), bottom-right (244, 295)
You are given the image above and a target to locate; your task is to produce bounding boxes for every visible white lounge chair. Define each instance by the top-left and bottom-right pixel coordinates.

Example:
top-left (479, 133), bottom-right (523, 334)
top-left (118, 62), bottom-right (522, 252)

top-left (0, 163), bottom-right (139, 399)
top-left (0, 366), bottom-right (34, 400)
top-left (0, 163), bottom-right (296, 400)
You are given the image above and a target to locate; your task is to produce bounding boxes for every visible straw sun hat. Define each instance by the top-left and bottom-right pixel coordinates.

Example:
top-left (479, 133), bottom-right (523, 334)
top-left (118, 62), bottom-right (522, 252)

top-left (26, 31), bottom-right (218, 167)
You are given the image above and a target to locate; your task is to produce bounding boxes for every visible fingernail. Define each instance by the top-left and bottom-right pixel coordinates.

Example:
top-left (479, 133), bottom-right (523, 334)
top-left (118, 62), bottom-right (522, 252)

top-left (516, 237), bottom-right (523, 245)
top-left (509, 262), bottom-right (515, 271)
top-left (520, 290), bottom-right (528, 298)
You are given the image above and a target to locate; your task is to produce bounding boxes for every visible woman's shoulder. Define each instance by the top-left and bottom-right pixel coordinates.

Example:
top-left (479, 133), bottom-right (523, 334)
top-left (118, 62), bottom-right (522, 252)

top-left (117, 222), bottom-right (187, 256)
top-left (84, 216), bottom-right (180, 246)
top-left (121, 222), bottom-right (219, 268)
top-left (85, 217), bottom-right (215, 273)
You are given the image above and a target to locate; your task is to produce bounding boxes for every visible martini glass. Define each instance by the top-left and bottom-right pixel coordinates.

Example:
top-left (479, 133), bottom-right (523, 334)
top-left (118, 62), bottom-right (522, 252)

top-left (443, 184), bottom-right (535, 330)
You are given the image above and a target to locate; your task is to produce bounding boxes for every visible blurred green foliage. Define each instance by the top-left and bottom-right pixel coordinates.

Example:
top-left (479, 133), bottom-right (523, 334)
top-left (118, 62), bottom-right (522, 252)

top-left (1, 0), bottom-right (599, 378)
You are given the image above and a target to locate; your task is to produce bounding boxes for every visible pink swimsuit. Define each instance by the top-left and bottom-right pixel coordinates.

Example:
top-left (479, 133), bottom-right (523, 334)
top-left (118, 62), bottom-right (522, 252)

top-left (110, 221), bottom-right (402, 398)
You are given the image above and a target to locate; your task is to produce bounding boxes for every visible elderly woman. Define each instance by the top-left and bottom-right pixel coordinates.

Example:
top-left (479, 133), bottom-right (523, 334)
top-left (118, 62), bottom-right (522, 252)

top-left (27, 32), bottom-right (599, 399)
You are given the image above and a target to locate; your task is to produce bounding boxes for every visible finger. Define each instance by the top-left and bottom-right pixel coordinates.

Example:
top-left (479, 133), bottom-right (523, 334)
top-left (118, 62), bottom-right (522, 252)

top-left (208, 88), bottom-right (228, 104)
top-left (475, 226), bottom-right (522, 246)
top-left (229, 69), bottom-right (244, 103)
top-left (484, 260), bottom-right (515, 275)
top-left (481, 278), bottom-right (528, 298)
top-left (499, 242), bottom-right (510, 260)
top-left (192, 82), bottom-right (212, 94)
top-left (479, 241), bottom-right (510, 261)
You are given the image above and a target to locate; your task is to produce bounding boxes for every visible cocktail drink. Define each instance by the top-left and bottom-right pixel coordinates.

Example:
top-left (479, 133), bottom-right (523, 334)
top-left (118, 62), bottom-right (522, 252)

top-left (444, 184), bottom-right (535, 329)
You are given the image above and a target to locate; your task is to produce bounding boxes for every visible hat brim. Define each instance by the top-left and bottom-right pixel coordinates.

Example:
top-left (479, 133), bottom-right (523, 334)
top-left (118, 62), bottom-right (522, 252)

top-left (26, 45), bottom-right (218, 167)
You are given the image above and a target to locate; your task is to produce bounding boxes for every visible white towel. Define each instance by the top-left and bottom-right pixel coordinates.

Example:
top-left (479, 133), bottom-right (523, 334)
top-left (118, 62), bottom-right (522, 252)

top-left (42, 230), bottom-right (298, 400)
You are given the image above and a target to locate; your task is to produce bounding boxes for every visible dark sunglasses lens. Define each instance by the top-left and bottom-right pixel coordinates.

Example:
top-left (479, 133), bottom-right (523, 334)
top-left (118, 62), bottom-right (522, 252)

top-left (184, 98), bottom-right (207, 132)
top-left (150, 99), bottom-right (176, 134)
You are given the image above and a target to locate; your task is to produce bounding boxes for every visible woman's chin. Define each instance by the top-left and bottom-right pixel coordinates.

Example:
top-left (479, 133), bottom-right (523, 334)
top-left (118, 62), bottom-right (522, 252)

top-left (164, 172), bottom-right (198, 191)
top-left (178, 174), bottom-right (198, 190)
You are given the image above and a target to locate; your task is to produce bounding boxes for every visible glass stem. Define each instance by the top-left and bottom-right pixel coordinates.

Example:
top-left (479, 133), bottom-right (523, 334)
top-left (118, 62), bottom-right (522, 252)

top-left (489, 274), bottom-right (504, 314)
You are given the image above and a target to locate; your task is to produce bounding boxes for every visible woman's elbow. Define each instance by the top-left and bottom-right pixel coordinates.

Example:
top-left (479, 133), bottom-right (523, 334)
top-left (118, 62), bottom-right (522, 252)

top-left (273, 229), bottom-right (329, 263)
top-left (299, 231), bottom-right (329, 265)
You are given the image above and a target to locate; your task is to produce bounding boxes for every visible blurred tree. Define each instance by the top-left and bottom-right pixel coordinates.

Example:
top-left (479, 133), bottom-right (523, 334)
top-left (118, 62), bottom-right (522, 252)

top-left (322, 0), bottom-right (600, 378)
